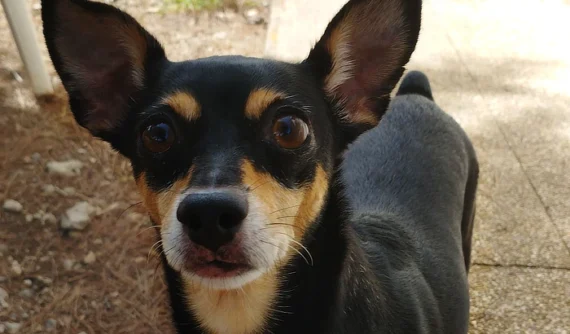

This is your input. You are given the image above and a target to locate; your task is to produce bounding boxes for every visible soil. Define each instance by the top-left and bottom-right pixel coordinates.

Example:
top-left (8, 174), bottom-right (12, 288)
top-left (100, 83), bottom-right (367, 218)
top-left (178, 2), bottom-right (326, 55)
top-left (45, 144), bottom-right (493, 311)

top-left (0, 1), bottom-right (268, 333)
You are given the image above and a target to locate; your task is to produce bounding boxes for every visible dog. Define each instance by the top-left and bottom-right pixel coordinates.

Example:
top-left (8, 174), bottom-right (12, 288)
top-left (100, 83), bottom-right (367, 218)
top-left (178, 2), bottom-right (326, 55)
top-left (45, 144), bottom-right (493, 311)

top-left (41, 0), bottom-right (478, 333)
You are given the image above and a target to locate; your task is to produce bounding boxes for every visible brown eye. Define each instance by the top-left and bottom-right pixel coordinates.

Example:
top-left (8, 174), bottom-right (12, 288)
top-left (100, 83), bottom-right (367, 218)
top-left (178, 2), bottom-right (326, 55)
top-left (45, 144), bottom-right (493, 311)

top-left (142, 122), bottom-right (176, 153)
top-left (272, 115), bottom-right (309, 149)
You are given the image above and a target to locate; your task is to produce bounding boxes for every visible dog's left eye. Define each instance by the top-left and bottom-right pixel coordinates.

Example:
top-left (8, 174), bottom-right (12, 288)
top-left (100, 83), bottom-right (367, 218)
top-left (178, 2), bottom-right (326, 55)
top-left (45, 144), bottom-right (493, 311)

top-left (142, 122), bottom-right (176, 153)
top-left (272, 115), bottom-right (309, 149)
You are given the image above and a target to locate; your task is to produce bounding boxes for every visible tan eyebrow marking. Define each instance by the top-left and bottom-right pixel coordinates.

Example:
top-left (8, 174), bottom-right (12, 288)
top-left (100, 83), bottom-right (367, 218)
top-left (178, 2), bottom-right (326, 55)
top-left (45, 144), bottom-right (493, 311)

top-left (163, 91), bottom-right (201, 121)
top-left (244, 88), bottom-right (287, 120)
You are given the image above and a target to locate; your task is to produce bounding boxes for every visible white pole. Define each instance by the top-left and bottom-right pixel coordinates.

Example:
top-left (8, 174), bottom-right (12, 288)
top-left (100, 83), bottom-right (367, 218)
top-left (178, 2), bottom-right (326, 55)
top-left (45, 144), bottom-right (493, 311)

top-left (1, 0), bottom-right (53, 96)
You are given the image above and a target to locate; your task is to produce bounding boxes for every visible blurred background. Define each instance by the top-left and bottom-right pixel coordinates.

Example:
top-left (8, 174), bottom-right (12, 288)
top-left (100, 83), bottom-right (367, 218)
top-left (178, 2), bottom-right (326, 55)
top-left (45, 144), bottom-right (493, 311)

top-left (0, 0), bottom-right (568, 333)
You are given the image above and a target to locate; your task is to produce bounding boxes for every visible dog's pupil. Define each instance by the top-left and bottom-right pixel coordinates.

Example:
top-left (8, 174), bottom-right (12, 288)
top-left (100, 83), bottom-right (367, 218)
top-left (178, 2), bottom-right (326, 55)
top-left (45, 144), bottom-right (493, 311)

top-left (149, 123), bottom-right (169, 142)
top-left (279, 117), bottom-right (293, 136)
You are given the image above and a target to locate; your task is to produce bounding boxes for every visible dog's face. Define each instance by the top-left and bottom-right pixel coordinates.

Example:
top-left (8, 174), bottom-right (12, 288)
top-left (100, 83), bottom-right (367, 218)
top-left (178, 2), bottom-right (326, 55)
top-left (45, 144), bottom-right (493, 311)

top-left (42, 0), bottom-right (421, 290)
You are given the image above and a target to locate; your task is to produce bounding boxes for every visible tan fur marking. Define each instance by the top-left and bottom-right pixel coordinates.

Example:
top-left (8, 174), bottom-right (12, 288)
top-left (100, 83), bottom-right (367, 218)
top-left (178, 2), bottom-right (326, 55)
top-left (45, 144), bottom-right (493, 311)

top-left (244, 88), bottom-right (286, 120)
top-left (185, 270), bottom-right (278, 334)
top-left (241, 159), bottom-right (329, 243)
top-left (163, 92), bottom-right (201, 121)
top-left (135, 169), bottom-right (193, 225)
top-left (293, 165), bottom-right (329, 233)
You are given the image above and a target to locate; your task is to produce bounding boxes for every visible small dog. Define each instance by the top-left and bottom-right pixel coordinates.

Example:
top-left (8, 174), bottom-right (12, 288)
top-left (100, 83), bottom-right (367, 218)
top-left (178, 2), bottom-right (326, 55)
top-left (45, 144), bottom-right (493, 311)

top-left (42, 0), bottom-right (478, 333)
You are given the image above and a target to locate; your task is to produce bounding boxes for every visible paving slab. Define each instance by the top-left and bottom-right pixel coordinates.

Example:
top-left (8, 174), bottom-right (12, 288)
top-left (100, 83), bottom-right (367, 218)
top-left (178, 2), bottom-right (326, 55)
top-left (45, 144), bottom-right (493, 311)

top-left (468, 264), bottom-right (570, 334)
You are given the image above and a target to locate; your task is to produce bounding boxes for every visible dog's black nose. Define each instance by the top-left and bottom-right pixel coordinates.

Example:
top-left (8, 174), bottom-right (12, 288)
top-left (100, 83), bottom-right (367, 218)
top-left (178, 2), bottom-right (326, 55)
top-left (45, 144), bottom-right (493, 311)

top-left (176, 189), bottom-right (248, 251)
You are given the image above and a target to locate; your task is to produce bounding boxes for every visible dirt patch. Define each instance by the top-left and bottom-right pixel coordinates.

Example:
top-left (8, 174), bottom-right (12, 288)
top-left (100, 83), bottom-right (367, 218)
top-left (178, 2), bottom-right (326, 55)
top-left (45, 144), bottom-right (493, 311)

top-left (0, 0), bottom-right (267, 333)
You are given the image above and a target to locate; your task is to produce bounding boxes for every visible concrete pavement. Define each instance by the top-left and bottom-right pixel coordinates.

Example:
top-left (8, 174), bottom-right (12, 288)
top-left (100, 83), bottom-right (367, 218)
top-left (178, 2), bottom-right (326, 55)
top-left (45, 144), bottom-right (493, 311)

top-left (265, 0), bottom-right (570, 332)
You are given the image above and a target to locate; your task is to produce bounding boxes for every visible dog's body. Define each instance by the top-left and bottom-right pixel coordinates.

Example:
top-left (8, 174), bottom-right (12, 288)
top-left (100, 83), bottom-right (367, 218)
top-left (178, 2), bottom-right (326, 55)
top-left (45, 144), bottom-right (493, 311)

top-left (42, 0), bottom-right (478, 333)
top-left (163, 72), bottom-right (478, 334)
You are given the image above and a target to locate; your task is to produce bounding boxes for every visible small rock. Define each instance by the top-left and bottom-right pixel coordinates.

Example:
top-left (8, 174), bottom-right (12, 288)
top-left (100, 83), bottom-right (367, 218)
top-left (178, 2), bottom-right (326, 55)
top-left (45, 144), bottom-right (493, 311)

top-left (62, 259), bottom-right (75, 271)
top-left (83, 251), bottom-right (96, 265)
top-left (32, 210), bottom-right (44, 221)
top-left (60, 202), bottom-right (96, 231)
top-left (11, 261), bottom-right (22, 276)
top-left (0, 287), bottom-right (9, 308)
top-left (110, 291), bottom-right (119, 298)
top-left (4, 322), bottom-right (21, 334)
top-left (18, 289), bottom-right (34, 299)
top-left (25, 215), bottom-right (33, 223)
top-left (46, 160), bottom-right (84, 177)
top-left (36, 276), bottom-right (53, 287)
top-left (41, 213), bottom-right (57, 225)
top-left (62, 187), bottom-right (76, 196)
top-left (3, 200), bottom-right (23, 213)
top-left (42, 184), bottom-right (57, 195)
top-left (22, 156), bottom-right (32, 164)
top-left (77, 148), bottom-right (87, 154)
top-left (93, 239), bottom-right (103, 245)
top-left (244, 8), bottom-right (264, 25)
top-left (20, 313), bottom-right (28, 319)
top-left (45, 319), bottom-right (57, 331)
top-left (23, 279), bottom-right (32, 287)
top-left (89, 157), bottom-right (97, 164)
top-left (134, 256), bottom-right (145, 264)
top-left (31, 153), bottom-right (41, 163)
top-left (39, 256), bottom-right (50, 263)
top-left (78, 332), bottom-right (87, 334)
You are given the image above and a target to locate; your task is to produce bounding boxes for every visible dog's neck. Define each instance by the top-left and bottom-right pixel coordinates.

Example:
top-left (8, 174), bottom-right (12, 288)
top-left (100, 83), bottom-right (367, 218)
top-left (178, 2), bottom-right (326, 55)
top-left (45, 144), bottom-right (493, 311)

top-left (161, 179), bottom-right (385, 334)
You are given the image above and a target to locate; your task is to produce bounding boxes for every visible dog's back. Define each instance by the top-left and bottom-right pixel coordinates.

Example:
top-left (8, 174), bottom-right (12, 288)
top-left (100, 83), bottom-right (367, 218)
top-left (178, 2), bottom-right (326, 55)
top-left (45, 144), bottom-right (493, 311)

top-left (341, 71), bottom-right (478, 333)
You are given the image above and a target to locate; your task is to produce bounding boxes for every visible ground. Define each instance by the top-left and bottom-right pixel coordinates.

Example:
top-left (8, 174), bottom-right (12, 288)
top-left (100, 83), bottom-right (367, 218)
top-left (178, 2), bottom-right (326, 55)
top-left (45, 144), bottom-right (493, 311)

top-left (0, 1), bottom-right (267, 333)
top-left (2, 0), bottom-right (570, 333)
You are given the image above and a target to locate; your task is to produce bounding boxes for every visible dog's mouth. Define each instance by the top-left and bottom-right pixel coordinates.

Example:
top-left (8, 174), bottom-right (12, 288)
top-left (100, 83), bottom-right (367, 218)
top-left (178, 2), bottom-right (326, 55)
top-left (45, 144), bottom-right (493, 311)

top-left (191, 260), bottom-right (253, 278)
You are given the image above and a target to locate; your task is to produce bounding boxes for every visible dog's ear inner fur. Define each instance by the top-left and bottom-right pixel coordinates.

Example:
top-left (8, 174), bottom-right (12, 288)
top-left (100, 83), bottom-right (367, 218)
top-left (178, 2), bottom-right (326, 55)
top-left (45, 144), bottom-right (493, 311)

top-left (305, 0), bottom-right (422, 127)
top-left (42, 0), bottom-right (166, 136)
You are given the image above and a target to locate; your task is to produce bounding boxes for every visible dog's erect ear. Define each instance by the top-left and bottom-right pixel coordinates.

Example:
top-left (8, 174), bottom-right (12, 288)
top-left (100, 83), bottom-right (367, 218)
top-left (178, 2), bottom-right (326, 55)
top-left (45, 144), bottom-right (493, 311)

top-left (42, 0), bottom-right (166, 136)
top-left (305, 0), bottom-right (421, 126)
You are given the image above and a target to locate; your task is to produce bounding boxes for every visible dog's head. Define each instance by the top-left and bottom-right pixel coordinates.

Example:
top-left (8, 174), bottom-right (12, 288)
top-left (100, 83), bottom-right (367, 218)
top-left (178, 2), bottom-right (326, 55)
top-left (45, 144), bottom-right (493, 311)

top-left (42, 0), bottom-right (421, 290)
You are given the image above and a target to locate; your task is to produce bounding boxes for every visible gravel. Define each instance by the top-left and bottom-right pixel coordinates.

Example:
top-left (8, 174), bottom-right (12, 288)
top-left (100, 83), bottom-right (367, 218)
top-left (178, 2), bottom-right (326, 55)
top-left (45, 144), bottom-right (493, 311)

top-left (10, 261), bottom-right (22, 276)
top-left (2, 200), bottom-right (23, 213)
top-left (44, 319), bottom-right (57, 332)
top-left (83, 252), bottom-right (96, 265)
top-left (0, 287), bottom-right (9, 309)
top-left (18, 289), bottom-right (33, 299)
top-left (60, 202), bottom-right (96, 231)
top-left (46, 159), bottom-right (84, 177)
top-left (3, 322), bottom-right (21, 334)
top-left (62, 259), bottom-right (75, 271)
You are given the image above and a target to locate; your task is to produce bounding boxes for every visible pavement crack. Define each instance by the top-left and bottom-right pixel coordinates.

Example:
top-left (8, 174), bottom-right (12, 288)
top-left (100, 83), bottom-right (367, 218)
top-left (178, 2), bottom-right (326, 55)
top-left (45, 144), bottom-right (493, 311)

top-left (473, 262), bottom-right (570, 271)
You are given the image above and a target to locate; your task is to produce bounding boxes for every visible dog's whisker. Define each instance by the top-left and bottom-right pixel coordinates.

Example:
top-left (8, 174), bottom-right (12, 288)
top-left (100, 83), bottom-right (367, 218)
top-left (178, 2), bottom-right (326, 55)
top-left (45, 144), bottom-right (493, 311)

top-left (276, 215), bottom-right (298, 220)
top-left (116, 201), bottom-right (143, 221)
top-left (269, 204), bottom-right (301, 215)
top-left (263, 222), bottom-right (304, 233)
top-left (277, 233), bottom-right (314, 266)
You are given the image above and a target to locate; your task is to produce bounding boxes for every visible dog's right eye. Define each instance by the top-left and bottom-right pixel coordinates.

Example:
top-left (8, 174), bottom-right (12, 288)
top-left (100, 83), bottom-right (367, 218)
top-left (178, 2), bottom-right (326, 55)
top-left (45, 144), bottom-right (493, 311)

top-left (142, 122), bottom-right (176, 153)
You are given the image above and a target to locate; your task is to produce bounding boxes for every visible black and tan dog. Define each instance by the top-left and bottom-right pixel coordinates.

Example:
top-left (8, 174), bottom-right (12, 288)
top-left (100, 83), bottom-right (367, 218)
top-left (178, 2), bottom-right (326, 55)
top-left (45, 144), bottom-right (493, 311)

top-left (41, 0), bottom-right (478, 333)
